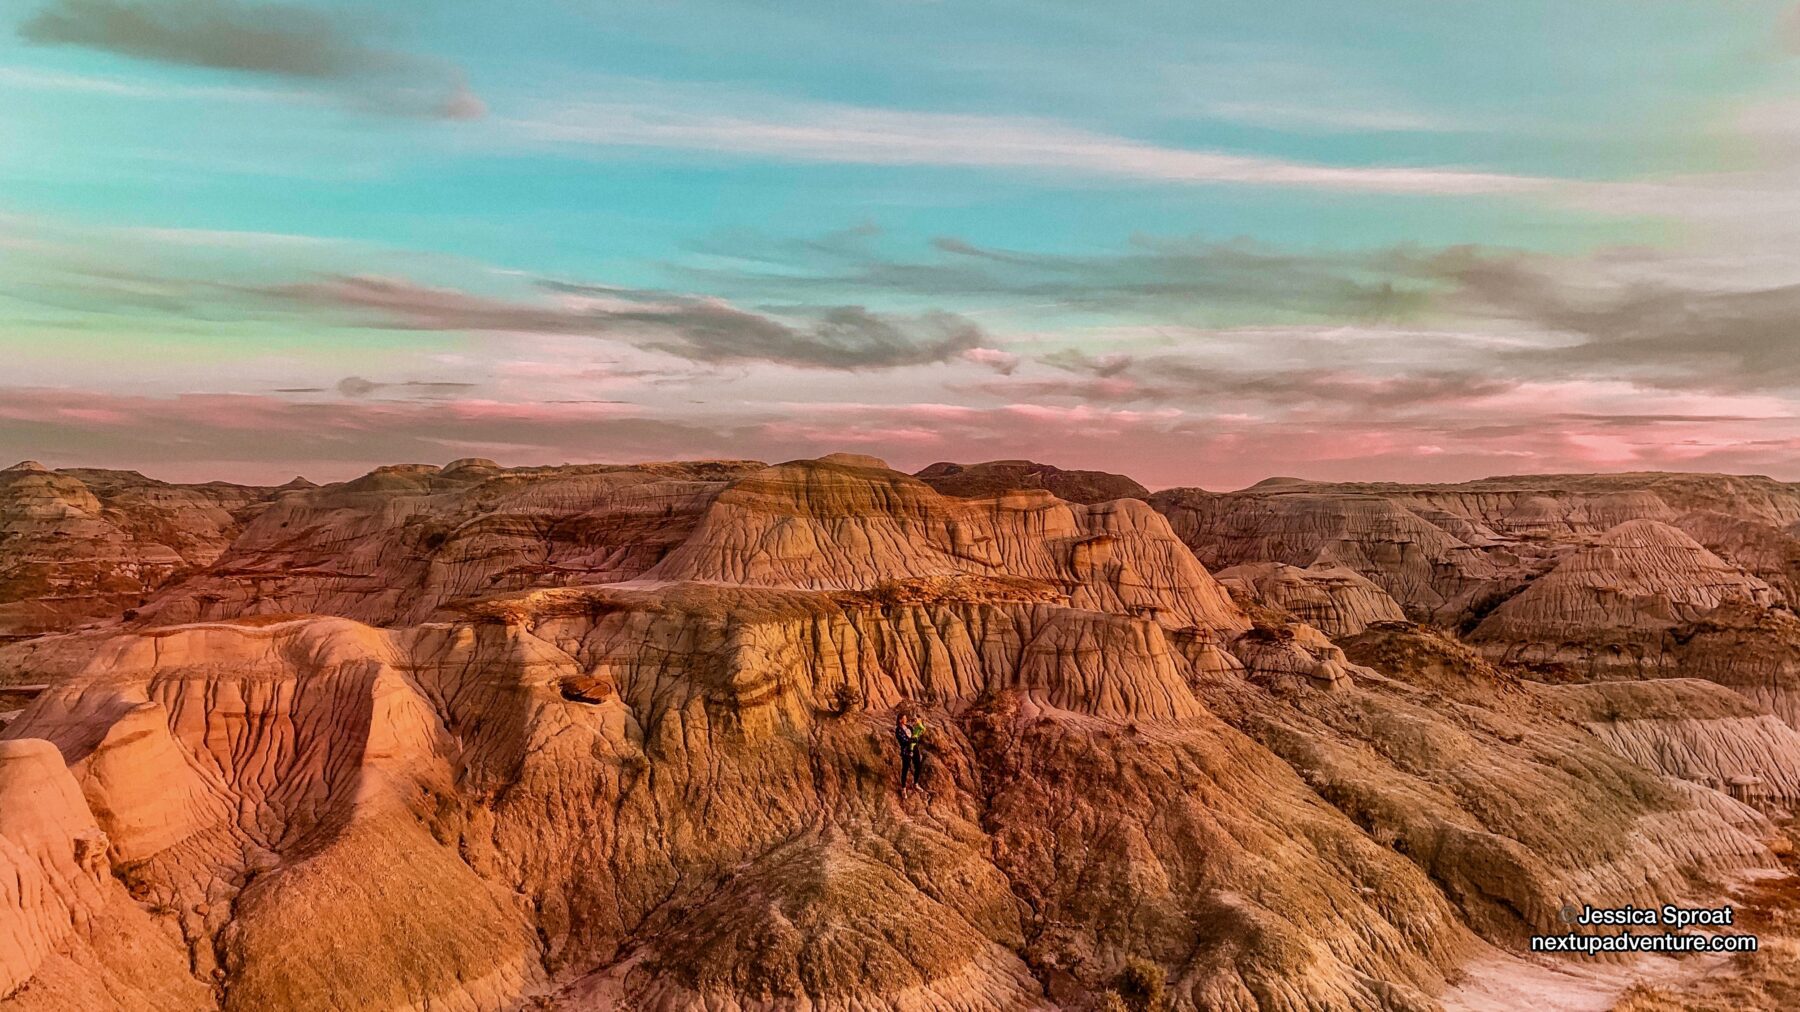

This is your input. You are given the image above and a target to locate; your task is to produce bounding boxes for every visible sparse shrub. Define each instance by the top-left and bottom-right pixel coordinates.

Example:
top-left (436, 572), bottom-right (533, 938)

top-left (828, 681), bottom-right (862, 715)
top-left (1095, 992), bottom-right (1131, 1012)
top-left (1114, 957), bottom-right (1166, 1012)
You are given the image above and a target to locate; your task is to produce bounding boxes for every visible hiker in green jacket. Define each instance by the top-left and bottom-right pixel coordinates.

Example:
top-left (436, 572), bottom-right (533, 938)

top-left (893, 713), bottom-right (916, 794)
top-left (901, 715), bottom-right (928, 792)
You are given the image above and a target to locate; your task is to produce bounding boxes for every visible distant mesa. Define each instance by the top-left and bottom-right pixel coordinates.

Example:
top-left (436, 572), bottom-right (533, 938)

top-left (1248, 476), bottom-right (1309, 488)
top-left (814, 452), bottom-right (890, 470)
top-left (443, 457), bottom-right (501, 473)
top-left (914, 458), bottom-right (1149, 504)
top-left (4, 460), bottom-right (50, 473)
top-left (1471, 518), bottom-right (1779, 661)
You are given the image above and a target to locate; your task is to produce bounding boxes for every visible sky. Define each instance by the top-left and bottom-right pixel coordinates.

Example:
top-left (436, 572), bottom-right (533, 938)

top-left (5, 1), bottom-right (1800, 489)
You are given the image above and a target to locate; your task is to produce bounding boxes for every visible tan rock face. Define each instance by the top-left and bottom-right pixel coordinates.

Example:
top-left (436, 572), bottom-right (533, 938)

top-left (1541, 678), bottom-right (1800, 806)
top-left (0, 458), bottom-right (1796, 1011)
top-left (1472, 519), bottom-right (1778, 656)
top-left (1215, 561), bottom-right (1406, 637)
top-left (1150, 485), bottom-right (1521, 624)
top-left (646, 459), bottom-right (1244, 633)
top-left (1151, 472), bottom-right (1800, 626)
top-left (0, 463), bottom-right (276, 637)
top-left (1157, 474), bottom-right (1800, 753)
top-left (0, 737), bottom-right (210, 1011)
top-left (138, 459), bottom-right (764, 627)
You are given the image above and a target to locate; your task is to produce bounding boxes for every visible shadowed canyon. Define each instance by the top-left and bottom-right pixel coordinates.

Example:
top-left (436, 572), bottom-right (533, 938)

top-left (4, 454), bottom-right (1800, 1011)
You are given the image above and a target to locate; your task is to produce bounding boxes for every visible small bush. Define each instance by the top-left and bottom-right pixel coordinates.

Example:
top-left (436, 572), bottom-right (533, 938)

top-left (1114, 957), bottom-right (1166, 1012)
top-left (828, 681), bottom-right (862, 716)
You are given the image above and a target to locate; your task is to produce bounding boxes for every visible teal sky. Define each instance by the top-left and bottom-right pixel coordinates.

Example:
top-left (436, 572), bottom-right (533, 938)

top-left (5, 1), bottom-right (1800, 487)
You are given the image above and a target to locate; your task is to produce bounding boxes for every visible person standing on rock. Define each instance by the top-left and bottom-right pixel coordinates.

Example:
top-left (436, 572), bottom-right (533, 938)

top-left (894, 712), bottom-right (917, 794)
top-left (904, 715), bottom-right (929, 794)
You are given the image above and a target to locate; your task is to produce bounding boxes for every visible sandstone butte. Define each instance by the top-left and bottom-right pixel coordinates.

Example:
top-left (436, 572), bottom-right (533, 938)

top-left (2, 455), bottom-right (1800, 1010)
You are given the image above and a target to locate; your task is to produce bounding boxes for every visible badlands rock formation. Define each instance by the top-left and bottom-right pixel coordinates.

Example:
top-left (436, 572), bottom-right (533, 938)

top-left (136, 458), bottom-right (765, 628)
top-left (0, 457), bottom-right (1797, 1010)
top-left (0, 462), bottom-right (280, 638)
top-left (1213, 562), bottom-right (1406, 637)
top-left (1151, 471), bottom-right (1800, 625)
top-left (915, 460), bottom-right (1150, 505)
top-left (1471, 520), bottom-right (1779, 671)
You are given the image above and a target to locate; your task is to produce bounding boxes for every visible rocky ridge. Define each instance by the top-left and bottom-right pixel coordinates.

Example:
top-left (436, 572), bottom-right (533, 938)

top-left (0, 458), bottom-right (1795, 1010)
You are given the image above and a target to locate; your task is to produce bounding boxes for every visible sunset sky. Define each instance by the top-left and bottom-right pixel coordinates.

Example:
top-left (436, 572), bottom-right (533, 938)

top-left (6, 1), bottom-right (1800, 488)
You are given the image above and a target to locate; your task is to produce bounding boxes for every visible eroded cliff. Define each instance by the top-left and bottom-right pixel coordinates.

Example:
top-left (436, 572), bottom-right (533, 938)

top-left (0, 458), bottom-right (1794, 1011)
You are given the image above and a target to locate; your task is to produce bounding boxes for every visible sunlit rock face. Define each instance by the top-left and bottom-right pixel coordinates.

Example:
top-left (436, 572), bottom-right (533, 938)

top-left (0, 461), bottom-right (281, 638)
top-left (1470, 519), bottom-right (1778, 666)
top-left (1213, 561), bottom-right (1406, 637)
top-left (0, 458), bottom-right (1796, 1011)
top-left (1151, 472), bottom-right (1800, 625)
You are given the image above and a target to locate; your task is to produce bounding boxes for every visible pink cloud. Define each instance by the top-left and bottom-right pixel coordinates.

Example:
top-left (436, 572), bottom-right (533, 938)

top-left (6, 382), bottom-right (1800, 492)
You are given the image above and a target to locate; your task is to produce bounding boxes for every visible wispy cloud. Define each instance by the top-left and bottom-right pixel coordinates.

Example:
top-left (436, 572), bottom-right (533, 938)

top-left (509, 91), bottom-right (1550, 195)
top-left (1197, 100), bottom-right (1458, 134)
top-left (1450, 255), bottom-right (1800, 392)
top-left (252, 274), bottom-right (986, 370)
top-left (335, 375), bottom-right (477, 398)
top-left (681, 226), bottom-right (1800, 397)
top-left (677, 229), bottom-right (1443, 323)
top-left (16, 0), bottom-right (483, 119)
top-left (0, 386), bottom-right (726, 483)
top-left (8, 377), bottom-right (1799, 490)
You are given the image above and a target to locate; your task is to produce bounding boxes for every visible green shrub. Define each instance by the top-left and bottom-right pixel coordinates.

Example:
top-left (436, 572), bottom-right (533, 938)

top-left (1115, 957), bottom-right (1166, 1011)
top-left (828, 681), bottom-right (862, 715)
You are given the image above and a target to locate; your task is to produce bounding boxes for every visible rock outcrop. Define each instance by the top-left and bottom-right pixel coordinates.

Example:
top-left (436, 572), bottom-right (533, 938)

top-left (1215, 561), bottom-right (1407, 637)
top-left (138, 459), bottom-right (764, 627)
top-left (1471, 519), bottom-right (1778, 669)
top-left (1151, 472), bottom-right (1800, 626)
top-left (1542, 678), bottom-right (1800, 806)
top-left (916, 460), bottom-right (1150, 505)
top-left (0, 458), bottom-right (1795, 1011)
top-left (0, 463), bottom-right (276, 637)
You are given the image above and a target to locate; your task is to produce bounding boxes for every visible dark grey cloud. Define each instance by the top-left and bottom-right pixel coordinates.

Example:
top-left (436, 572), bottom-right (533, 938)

top-left (254, 274), bottom-right (984, 370)
top-left (1020, 350), bottom-right (1518, 411)
top-left (678, 227), bottom-right (1800, 395)
top-left (537, 279), bottom-right (984, 369)
top-left (678, 230), bottom-right (1442, 323)
top-left (18, 0), bottom-right (484, 119)
top-left (335, 376), bottom-right (478, 398)
top-left (1440, 256), bottom-right (1800, 392)
top-left (1040, 349), bottom-right (1134, 378)
top-left (742, 228), bottom-right (1800, 395)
